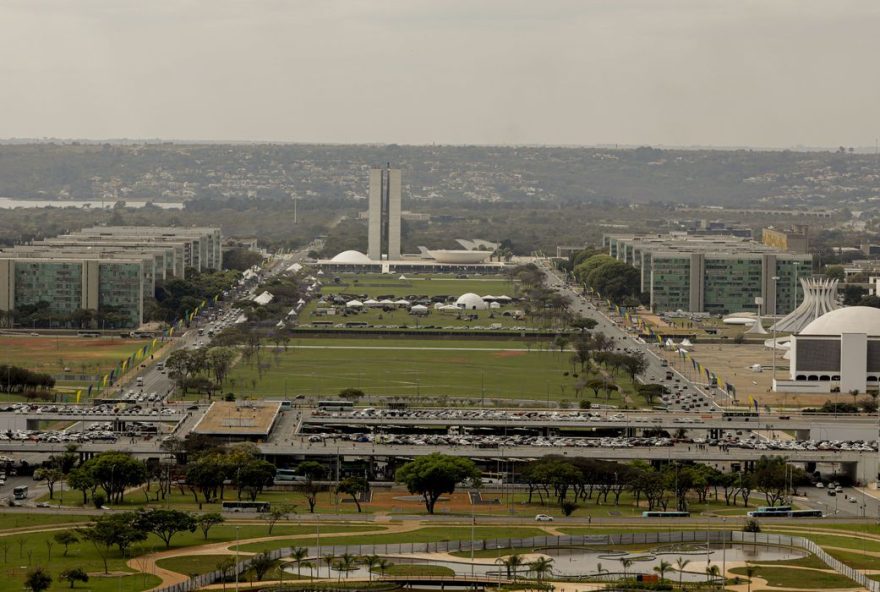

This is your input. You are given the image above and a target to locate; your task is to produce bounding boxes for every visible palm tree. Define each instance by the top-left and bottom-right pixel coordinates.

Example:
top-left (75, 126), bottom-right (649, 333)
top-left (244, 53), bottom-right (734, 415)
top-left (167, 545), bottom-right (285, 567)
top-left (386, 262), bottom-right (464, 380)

top-left (322, 554), bottom-right (335, 579)
top-left (654, 559), bottom-right (672, 582)
top-left (300, 561), bottom-right (315, 582)
top-left (336, 553), bottom-right (359, 582)
top-left (619, 558), bottom-right (633, 580)
top-left (529, 557), bottom-right (554, 582)
top-left (361, 554), bottom-right (381, 582)
top-left (291, 547), bottom-right (308, 578)
top-left (705, 564), bottom-right (721, 589)
top-left (375, 558), bottom-right (393, 578)
top-left (676, 557), bottom-right (691, 590)
top-left (744, 564), bottom-right (757, 592)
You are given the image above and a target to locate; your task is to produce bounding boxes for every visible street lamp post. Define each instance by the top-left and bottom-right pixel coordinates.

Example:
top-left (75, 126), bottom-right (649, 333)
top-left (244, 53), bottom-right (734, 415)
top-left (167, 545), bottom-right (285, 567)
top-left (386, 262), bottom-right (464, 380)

top-left (771, 276), bottom-right (780, 394)
top-left (234, 525), bottom-right (240, 592)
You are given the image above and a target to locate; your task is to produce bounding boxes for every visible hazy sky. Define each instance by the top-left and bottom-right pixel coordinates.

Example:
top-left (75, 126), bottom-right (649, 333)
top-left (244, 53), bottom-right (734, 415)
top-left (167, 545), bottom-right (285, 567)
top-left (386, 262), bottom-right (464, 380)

top-left (2, 0), bottom-right (879, 147)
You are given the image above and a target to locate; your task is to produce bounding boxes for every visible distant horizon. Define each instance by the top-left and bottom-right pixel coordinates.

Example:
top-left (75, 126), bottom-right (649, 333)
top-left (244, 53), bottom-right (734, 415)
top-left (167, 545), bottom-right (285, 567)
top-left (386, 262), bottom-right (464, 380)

top-left (3, 2), bottom-right (880, 147)
top-left (1, 137), bottom-right (878, 154)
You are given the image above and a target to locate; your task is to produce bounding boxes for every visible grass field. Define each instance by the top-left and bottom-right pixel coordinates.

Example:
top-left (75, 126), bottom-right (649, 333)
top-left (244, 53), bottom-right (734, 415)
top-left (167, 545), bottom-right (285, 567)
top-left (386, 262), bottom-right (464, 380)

top-left (226, 337), bottom-right (640, 403)
top-left (728, 565), bottom-right (856, 589)
top-left (233, 526), bottom-right (548, 553)
top-left (319, 274), bottom-right (520, 300)
top-left (0, 334), bottom-right (151, 389)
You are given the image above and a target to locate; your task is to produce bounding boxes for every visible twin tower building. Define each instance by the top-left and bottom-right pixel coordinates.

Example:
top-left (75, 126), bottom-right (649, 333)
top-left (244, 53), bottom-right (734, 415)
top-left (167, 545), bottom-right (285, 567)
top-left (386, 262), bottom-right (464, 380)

top-left (367, 165), bottom-right (402, 261)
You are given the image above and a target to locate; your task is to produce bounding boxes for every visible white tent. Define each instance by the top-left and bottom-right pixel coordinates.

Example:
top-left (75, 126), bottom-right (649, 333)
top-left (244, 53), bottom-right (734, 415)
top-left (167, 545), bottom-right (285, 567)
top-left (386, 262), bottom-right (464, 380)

top-left (399, 275), bottom-right (407, 280)
top-left (482, 294), bottom-right (497, 301)
top-left (379, 299), bottom-right (395, 306)
top-left (316, 270), bottom-right (324, 275)
top-left (410, 304), bottom-right (429, 315)
top-left (364, 299), bottom-right (381, 307)
top-left (297, 298), bottom-right (306, 305)
top-left (680, 338), bottom-right (693, 347)
top-left (286, 262), bottom-right (303, 273)
top-left (496, 295), bottom-right (512, 301)
top-left (253, 291), bottom-right (274, 305)
top-left (489, 301), bottom-right (501, 309)
top-left (395, 299), bottom-right (411, 307)
top-left (439, 304), bottom-right (461, 311)
top-left (346, 300), bottom-right (364, 308)
top-left (665, 338), bottom-right (677, 348)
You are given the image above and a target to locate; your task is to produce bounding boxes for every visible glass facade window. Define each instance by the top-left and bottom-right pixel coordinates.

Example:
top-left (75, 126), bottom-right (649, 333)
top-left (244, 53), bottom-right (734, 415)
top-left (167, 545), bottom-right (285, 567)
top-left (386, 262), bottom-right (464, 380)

top-left (703, 258), bottom-right (763, 314)
top-left (14, 261), bottom-right (83, 315)
top-left (651, 257), bottom-right (691, 312)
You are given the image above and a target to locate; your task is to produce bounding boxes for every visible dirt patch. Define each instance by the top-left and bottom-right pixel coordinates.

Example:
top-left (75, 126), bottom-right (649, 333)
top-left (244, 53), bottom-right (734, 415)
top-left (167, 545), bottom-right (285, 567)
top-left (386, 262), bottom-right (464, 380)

top-left (493, 350), bottom-right (526, 358)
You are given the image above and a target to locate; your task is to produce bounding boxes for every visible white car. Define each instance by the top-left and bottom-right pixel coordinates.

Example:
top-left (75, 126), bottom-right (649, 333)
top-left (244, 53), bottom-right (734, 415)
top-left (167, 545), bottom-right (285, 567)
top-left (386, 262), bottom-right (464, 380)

top-left (534, 514), bottom-right (554, 522)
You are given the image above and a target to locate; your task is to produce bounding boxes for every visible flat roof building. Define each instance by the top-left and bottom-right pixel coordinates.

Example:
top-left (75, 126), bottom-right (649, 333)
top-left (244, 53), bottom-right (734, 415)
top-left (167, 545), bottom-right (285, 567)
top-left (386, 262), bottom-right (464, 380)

top-left (0, 225), bottom-right (221, 329)
top-left (603, 233), bottom-right (812, 316)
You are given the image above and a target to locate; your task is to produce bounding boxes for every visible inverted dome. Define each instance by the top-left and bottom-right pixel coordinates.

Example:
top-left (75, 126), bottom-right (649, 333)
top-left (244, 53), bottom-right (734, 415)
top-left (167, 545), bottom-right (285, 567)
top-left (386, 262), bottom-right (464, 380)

top-left (456, 292), bottom-right (488, 310)
top-left (330, 250), bottom-right (372, 264)
top-left (799, 306), bottom-right (880, 336)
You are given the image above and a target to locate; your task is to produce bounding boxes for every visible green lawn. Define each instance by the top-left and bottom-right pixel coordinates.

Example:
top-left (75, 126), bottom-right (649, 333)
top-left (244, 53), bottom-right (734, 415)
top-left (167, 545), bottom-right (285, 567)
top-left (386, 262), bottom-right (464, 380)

top-left (319, 274), bottom-right (520, 299)
top-left (233, 526), bottom-right (548, 553)
top-left (298, 302), bottom-right (535, 331)
top-left (0, 512), bottom-right (92, 530)
top-left (766, 530), bottom-right (880, 553)
top-left (377, 564), bottom-right (455, 576)
top-left (728, 566), bottom-right (856, 589)
top-left (156, 554), bottom-right (232, 577)
top-left (747, 554), bottom-right (828, 569)
top-left (227, 336), bottom-right (641, 403)
top-left (0, 335), bottom-right (151, 390)
top-left (825, 548), bottom-right (880, 570)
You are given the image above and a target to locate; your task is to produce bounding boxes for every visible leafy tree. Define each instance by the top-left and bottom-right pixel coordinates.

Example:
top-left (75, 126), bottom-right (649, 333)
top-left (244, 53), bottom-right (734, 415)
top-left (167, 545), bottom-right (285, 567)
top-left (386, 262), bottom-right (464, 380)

top-left (338, 388), bottom-right (365, 402)
top-left (637, 383), bottom-right (669, 405)
top-left (207, 347), bottom-right (236, 390)
top-left (54, 530), bottom-right (79, 557)
top-left (79, 513), bottom-right (148, 572)
top-left (237, 459), bottom-right (276, 501)
top-left (186, 457), bottom-right (225, 507)
top-left (34, 467), bottom-right (64, 499)
top-left (395, 453), bottom-right (481, 514)
top-left (621, 352), bottom-right (648, 382)
top-left (197, 512), bottom-right (225, 540)
top-left (296, 461), bottom-right (327, 513)
top-left (24, 567), bottom-right (52, 592)
top-left (136, 509), bottom-right (197, 548)
top-left (263, 503), bottom-right (296, 535)
top-left (336, 476), bottom-right (369, 512)
top-left (81, 451), bottom-right (147, 504)
top-left (59, 567), bottom-right (88, 589)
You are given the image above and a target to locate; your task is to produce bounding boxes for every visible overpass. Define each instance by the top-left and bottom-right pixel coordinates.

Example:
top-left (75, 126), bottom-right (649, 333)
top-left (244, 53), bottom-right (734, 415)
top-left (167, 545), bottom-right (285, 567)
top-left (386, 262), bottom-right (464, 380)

top-left (0, 411), bottom-right (189, 432)
top-left (2, 440), bottom-right (867, 480)
top-left (300, 411), bottom-right (880, 441)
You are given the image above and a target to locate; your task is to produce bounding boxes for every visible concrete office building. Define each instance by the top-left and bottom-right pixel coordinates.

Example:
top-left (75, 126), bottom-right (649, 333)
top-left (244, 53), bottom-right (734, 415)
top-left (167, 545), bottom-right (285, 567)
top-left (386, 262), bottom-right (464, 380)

top-left (603, 234), bottom-right (812, 315)
top-left (67, 226), bottom-right (222, 271)
top-left (0, 257), bottom-right (144, 327)
top-left (367, 166), bottom-right (402, 261)
top-left (0, 226), bottom-right (221, 328)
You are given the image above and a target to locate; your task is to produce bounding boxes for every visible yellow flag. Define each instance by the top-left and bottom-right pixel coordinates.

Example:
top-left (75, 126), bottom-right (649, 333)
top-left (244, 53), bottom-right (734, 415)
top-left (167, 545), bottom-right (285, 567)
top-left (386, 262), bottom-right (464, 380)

top-left (102, 374), bottom-right (108, 387)
top-left (151, 338), bottom-right (158, 350)
top-left (75, 390), bottom-right (82, 404)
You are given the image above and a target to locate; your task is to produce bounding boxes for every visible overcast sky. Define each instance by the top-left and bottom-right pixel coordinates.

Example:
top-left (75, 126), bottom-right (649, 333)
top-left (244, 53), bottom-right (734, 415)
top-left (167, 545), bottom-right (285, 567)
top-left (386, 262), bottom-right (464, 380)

top-left (2, 0), bottom-right (879, 148)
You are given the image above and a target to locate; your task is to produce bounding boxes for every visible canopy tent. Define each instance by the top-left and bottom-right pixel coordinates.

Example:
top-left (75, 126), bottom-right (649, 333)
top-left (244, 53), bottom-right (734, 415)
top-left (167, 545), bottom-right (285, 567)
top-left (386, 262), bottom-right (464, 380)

top-left (346, 300), bottom-right (364, 308)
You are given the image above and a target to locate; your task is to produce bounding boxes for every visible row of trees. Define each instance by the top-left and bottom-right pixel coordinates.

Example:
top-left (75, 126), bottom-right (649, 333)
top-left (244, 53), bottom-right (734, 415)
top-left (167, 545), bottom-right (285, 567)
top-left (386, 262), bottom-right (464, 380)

top-left (521, 455), bottom-right (808, 514)
top-left (0, 302), bottom-right (133, 330)
top-left (0, 364), bottom-right (55, 394)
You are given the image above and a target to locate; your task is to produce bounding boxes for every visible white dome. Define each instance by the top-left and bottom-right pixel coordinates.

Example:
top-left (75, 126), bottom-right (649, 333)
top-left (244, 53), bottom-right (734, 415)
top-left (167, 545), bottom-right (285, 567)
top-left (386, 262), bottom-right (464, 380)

top-left (799, 306), bottom-right (880, 336)
top-left (456, 292), bottom-right (488, 310)
top-left (330, 250), bottom-right (372, 264)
